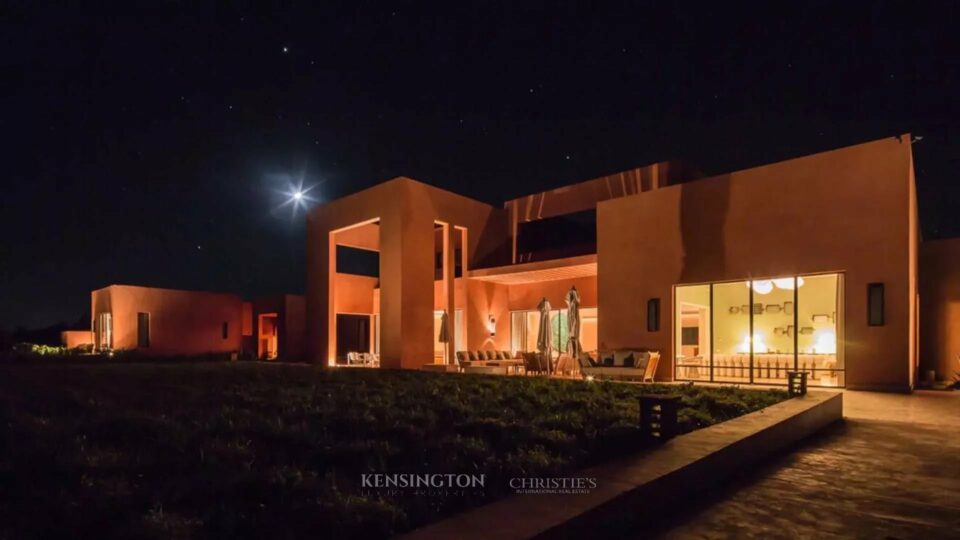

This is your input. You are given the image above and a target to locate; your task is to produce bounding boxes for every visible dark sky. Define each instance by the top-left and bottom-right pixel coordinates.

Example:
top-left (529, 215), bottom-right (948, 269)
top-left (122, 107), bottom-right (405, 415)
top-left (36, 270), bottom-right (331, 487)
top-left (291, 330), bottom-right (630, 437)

top-left (3, 2), bottom-right (958, 329)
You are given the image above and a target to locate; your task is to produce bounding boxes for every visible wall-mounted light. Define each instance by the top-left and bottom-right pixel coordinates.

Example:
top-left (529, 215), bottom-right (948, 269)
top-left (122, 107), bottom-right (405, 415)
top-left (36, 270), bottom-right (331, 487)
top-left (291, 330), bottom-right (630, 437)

top-left (488, 315), bottom-right (496, 336)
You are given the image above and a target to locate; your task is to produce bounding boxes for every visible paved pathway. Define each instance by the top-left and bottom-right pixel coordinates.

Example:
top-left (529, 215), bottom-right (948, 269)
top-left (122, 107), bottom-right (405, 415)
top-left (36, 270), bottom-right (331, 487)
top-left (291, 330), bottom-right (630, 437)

top-left (650, 390), bottom-right (960, 539)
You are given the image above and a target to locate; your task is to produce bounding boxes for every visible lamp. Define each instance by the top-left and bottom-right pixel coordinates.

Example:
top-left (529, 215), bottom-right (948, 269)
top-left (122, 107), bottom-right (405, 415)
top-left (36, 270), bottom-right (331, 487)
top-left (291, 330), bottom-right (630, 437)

top-left (736, 332), bottom-right (769, 354)
top-left (488, 315), bottom-right (496, 336)
top-left (745, 280), bottom-right (774, 295)
top-left (812, 329), bottom-right (836, 354)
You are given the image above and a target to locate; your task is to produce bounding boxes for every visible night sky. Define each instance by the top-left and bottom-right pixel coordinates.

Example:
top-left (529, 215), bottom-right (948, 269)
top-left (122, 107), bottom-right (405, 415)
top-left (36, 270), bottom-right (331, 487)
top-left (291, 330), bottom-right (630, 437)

top-left (3, 2), bottom-right (958, 330)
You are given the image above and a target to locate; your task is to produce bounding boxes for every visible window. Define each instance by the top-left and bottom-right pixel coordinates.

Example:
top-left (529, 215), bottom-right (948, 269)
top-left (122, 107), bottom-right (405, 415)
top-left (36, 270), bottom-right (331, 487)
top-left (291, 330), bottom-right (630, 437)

top-left (867, 283), bottom-right (884, 326)
top-left (137, 312), bottom-right (150, 348)
top-left (675, 274), bottom-right (844, 387)
top-left (222, 322), bottom-right (229, 339)
top-left (95, 312), bottom-right (113, 350)
top-left (647, 298), bottom-right (661, 332)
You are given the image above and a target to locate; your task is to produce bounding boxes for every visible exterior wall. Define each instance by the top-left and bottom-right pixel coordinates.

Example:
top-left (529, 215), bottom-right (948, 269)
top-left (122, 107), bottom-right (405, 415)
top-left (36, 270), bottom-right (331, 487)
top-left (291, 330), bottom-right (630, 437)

top-left (507, 276), bottom-right (597, 312)
top-left (252, 294), bottom-right (307, 361)
top-left (284, 295), bottom-right (306, 361)
top-left (307, 177), bottom-right (509, 369)
top-left (91, 285), bottom-right (244, 355)
top-left (334, 274), bottom-right (378, 314)
top-left (598, 136), bottom-right (917, 390)
top-left (465, 279), bottom-right (511, 352)
top-left (920, 238), bottom-right (960, 381)
top-left (432, 279), bottom-right (467, 311)
top-left (61, 330), bottom-right (93, 348)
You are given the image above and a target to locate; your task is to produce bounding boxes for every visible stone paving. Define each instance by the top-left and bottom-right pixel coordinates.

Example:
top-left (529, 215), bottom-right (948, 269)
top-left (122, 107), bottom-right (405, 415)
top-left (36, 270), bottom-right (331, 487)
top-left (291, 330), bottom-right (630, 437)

top-left (650, 390), bottom-right (960, 539)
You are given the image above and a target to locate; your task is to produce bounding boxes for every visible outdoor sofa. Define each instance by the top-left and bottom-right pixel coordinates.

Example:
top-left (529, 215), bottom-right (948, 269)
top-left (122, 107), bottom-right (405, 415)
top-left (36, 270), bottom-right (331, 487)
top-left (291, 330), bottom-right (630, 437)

top-left (578, 350), bottom-right (660, 382)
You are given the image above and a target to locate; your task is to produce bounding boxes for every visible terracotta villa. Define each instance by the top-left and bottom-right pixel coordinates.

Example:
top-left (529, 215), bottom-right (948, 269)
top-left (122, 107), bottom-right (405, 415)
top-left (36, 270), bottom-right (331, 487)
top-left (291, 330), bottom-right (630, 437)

top-left (76, 135), bottom-right (960, 392)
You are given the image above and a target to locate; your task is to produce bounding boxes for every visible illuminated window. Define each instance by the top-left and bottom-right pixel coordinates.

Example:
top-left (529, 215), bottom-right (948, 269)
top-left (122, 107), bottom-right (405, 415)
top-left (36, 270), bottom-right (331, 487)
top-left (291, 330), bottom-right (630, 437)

top-left (675, 274), bottom-right (844, 387)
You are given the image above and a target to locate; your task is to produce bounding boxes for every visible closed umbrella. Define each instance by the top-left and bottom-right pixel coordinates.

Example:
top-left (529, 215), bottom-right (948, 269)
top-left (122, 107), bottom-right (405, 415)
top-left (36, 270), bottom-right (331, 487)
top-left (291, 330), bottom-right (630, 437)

top-left (438, 310), bottom-right (450, 364)
top-left (565, 286), bottom-right (582, 361)
top-left (536, 297), bottom-right (552, 374)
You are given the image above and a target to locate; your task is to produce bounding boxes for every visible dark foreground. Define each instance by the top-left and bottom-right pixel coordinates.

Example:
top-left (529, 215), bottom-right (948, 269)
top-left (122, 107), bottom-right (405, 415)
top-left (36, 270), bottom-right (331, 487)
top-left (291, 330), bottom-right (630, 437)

top-left (0, 363), bottom-right (785, 538)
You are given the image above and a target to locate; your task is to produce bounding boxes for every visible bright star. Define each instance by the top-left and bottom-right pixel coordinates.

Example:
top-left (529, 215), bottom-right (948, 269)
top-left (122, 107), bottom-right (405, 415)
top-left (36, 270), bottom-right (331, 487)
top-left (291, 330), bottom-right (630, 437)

top-left (283, 46), bottom-right (289, 53)
top-left (293, 191), bottom-right (303, 200)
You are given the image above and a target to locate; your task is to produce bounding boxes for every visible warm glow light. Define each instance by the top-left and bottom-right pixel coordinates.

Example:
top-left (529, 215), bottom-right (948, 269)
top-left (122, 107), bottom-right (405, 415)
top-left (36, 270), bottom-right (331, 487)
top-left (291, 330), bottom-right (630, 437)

top-left (745, 280), bottom-right (774, 295)
top-left (772, 276), bottom-right (805, 290)
top-left (737, 332), bottom-right (769, 353)
top-left (813, 329), bottom-right (837, 354)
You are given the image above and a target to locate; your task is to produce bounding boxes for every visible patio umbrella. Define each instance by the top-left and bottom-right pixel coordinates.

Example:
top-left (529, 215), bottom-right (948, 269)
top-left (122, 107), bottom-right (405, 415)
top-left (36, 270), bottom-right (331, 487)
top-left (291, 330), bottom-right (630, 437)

top-left (438, 310), bottom-right (450, 364)
top-left (536, 297), bottom-right (552, 373)
top-left (565, 286), bottom-right (582, 360)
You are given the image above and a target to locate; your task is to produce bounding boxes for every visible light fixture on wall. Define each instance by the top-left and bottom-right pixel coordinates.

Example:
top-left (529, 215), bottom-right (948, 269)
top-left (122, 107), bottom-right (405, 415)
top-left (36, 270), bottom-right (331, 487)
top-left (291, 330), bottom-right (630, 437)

top-left (488, 315), bottom-right (496, 337)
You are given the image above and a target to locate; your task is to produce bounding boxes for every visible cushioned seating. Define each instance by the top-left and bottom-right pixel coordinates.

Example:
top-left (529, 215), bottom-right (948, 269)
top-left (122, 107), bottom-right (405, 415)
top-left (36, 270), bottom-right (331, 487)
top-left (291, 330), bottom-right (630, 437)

top-left (581, 350), bottom-right (660, 382)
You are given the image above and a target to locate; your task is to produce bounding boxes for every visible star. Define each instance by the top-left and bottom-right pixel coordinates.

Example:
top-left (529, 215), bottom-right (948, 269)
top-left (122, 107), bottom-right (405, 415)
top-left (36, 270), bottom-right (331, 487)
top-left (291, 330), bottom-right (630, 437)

top-left (565, 155), bottom-right (571, 160)
top-left (283, 46), bottom-right (289, 53)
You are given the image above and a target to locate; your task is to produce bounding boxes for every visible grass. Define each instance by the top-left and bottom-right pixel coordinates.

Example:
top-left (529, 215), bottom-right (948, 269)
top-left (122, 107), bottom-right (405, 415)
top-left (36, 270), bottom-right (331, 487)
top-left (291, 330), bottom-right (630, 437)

top-left (0, 363), bottom-right (786, 538)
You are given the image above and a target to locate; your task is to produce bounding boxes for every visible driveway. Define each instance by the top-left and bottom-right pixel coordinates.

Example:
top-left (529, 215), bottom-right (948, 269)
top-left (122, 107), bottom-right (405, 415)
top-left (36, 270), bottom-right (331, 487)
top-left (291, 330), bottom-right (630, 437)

top-left (650, 390), bottom-right (960, 539)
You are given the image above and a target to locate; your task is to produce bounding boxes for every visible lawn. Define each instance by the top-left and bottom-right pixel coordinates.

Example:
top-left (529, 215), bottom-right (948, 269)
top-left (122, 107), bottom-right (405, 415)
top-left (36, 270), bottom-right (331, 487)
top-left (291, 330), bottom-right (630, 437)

top-left (0, 363), bottom-right (786, 538)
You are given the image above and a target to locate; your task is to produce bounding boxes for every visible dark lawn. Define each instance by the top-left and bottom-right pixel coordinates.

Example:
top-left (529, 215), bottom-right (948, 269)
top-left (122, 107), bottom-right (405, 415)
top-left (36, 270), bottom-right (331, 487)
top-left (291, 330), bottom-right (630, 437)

top-left (0, 363), bottom-right (787, 538)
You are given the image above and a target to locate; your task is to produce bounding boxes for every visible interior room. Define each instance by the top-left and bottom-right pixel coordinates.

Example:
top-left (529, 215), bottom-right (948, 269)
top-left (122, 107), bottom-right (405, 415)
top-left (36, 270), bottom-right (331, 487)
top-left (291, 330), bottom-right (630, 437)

top-left (675, 273), bottom-right (844, 387)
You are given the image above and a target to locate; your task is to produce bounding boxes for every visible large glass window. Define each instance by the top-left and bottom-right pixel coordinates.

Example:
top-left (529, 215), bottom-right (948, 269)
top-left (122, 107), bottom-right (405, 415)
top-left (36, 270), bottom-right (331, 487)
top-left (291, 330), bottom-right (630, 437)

top-left (511, 307), bottom-right (597, 356)
top-left (675, 273), bottom-right (844, 387)
top-left (798, 274), bottom-right (844, 387)
top-left (712, 280), bottom-right (752, 383)
top-left (675, 284), bottom-right (710, 381)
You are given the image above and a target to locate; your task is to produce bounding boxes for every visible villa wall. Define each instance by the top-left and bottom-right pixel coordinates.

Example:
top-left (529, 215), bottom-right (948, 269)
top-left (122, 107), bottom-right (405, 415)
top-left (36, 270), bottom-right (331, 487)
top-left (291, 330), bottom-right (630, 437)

top-left (507, 276), bottom-right (597, 312)
top-left (60, 330), bottom-right (93, 348)
top-left (598, 136), bottom-right (918, 390)
top-left (335, 274), bottom-right (378, 314)
top-left (91, 285), bottom-right (244, 355)
top-left (920, 238), bottom-right (960, 381)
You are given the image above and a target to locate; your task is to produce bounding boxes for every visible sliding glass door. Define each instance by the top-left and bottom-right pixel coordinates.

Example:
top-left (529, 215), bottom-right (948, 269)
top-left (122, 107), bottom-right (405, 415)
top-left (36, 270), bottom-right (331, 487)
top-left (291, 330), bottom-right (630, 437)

top-left (674, 273), bottom-right (844, 387)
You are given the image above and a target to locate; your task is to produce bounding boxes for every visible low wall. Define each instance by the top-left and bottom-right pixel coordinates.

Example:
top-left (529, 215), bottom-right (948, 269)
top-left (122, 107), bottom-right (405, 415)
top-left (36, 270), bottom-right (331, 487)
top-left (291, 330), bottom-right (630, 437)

top-left (404, 391), bottom-right (842, 539)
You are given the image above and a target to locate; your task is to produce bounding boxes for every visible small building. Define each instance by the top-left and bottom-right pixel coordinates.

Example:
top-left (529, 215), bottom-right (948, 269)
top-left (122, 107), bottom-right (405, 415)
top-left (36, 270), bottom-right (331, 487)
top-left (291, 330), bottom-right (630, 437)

top-left (305, 134), bottom-right (960, 392)
top-left (91, 285), bottom-right (246, 355)
top-left (89, 284), bottom-right (305, 360)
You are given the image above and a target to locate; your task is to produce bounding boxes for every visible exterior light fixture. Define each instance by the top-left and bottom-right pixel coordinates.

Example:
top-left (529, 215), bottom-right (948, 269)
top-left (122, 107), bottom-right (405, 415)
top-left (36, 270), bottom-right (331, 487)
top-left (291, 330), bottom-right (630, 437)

top-left (488, 315), bottom-right (496, 336)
